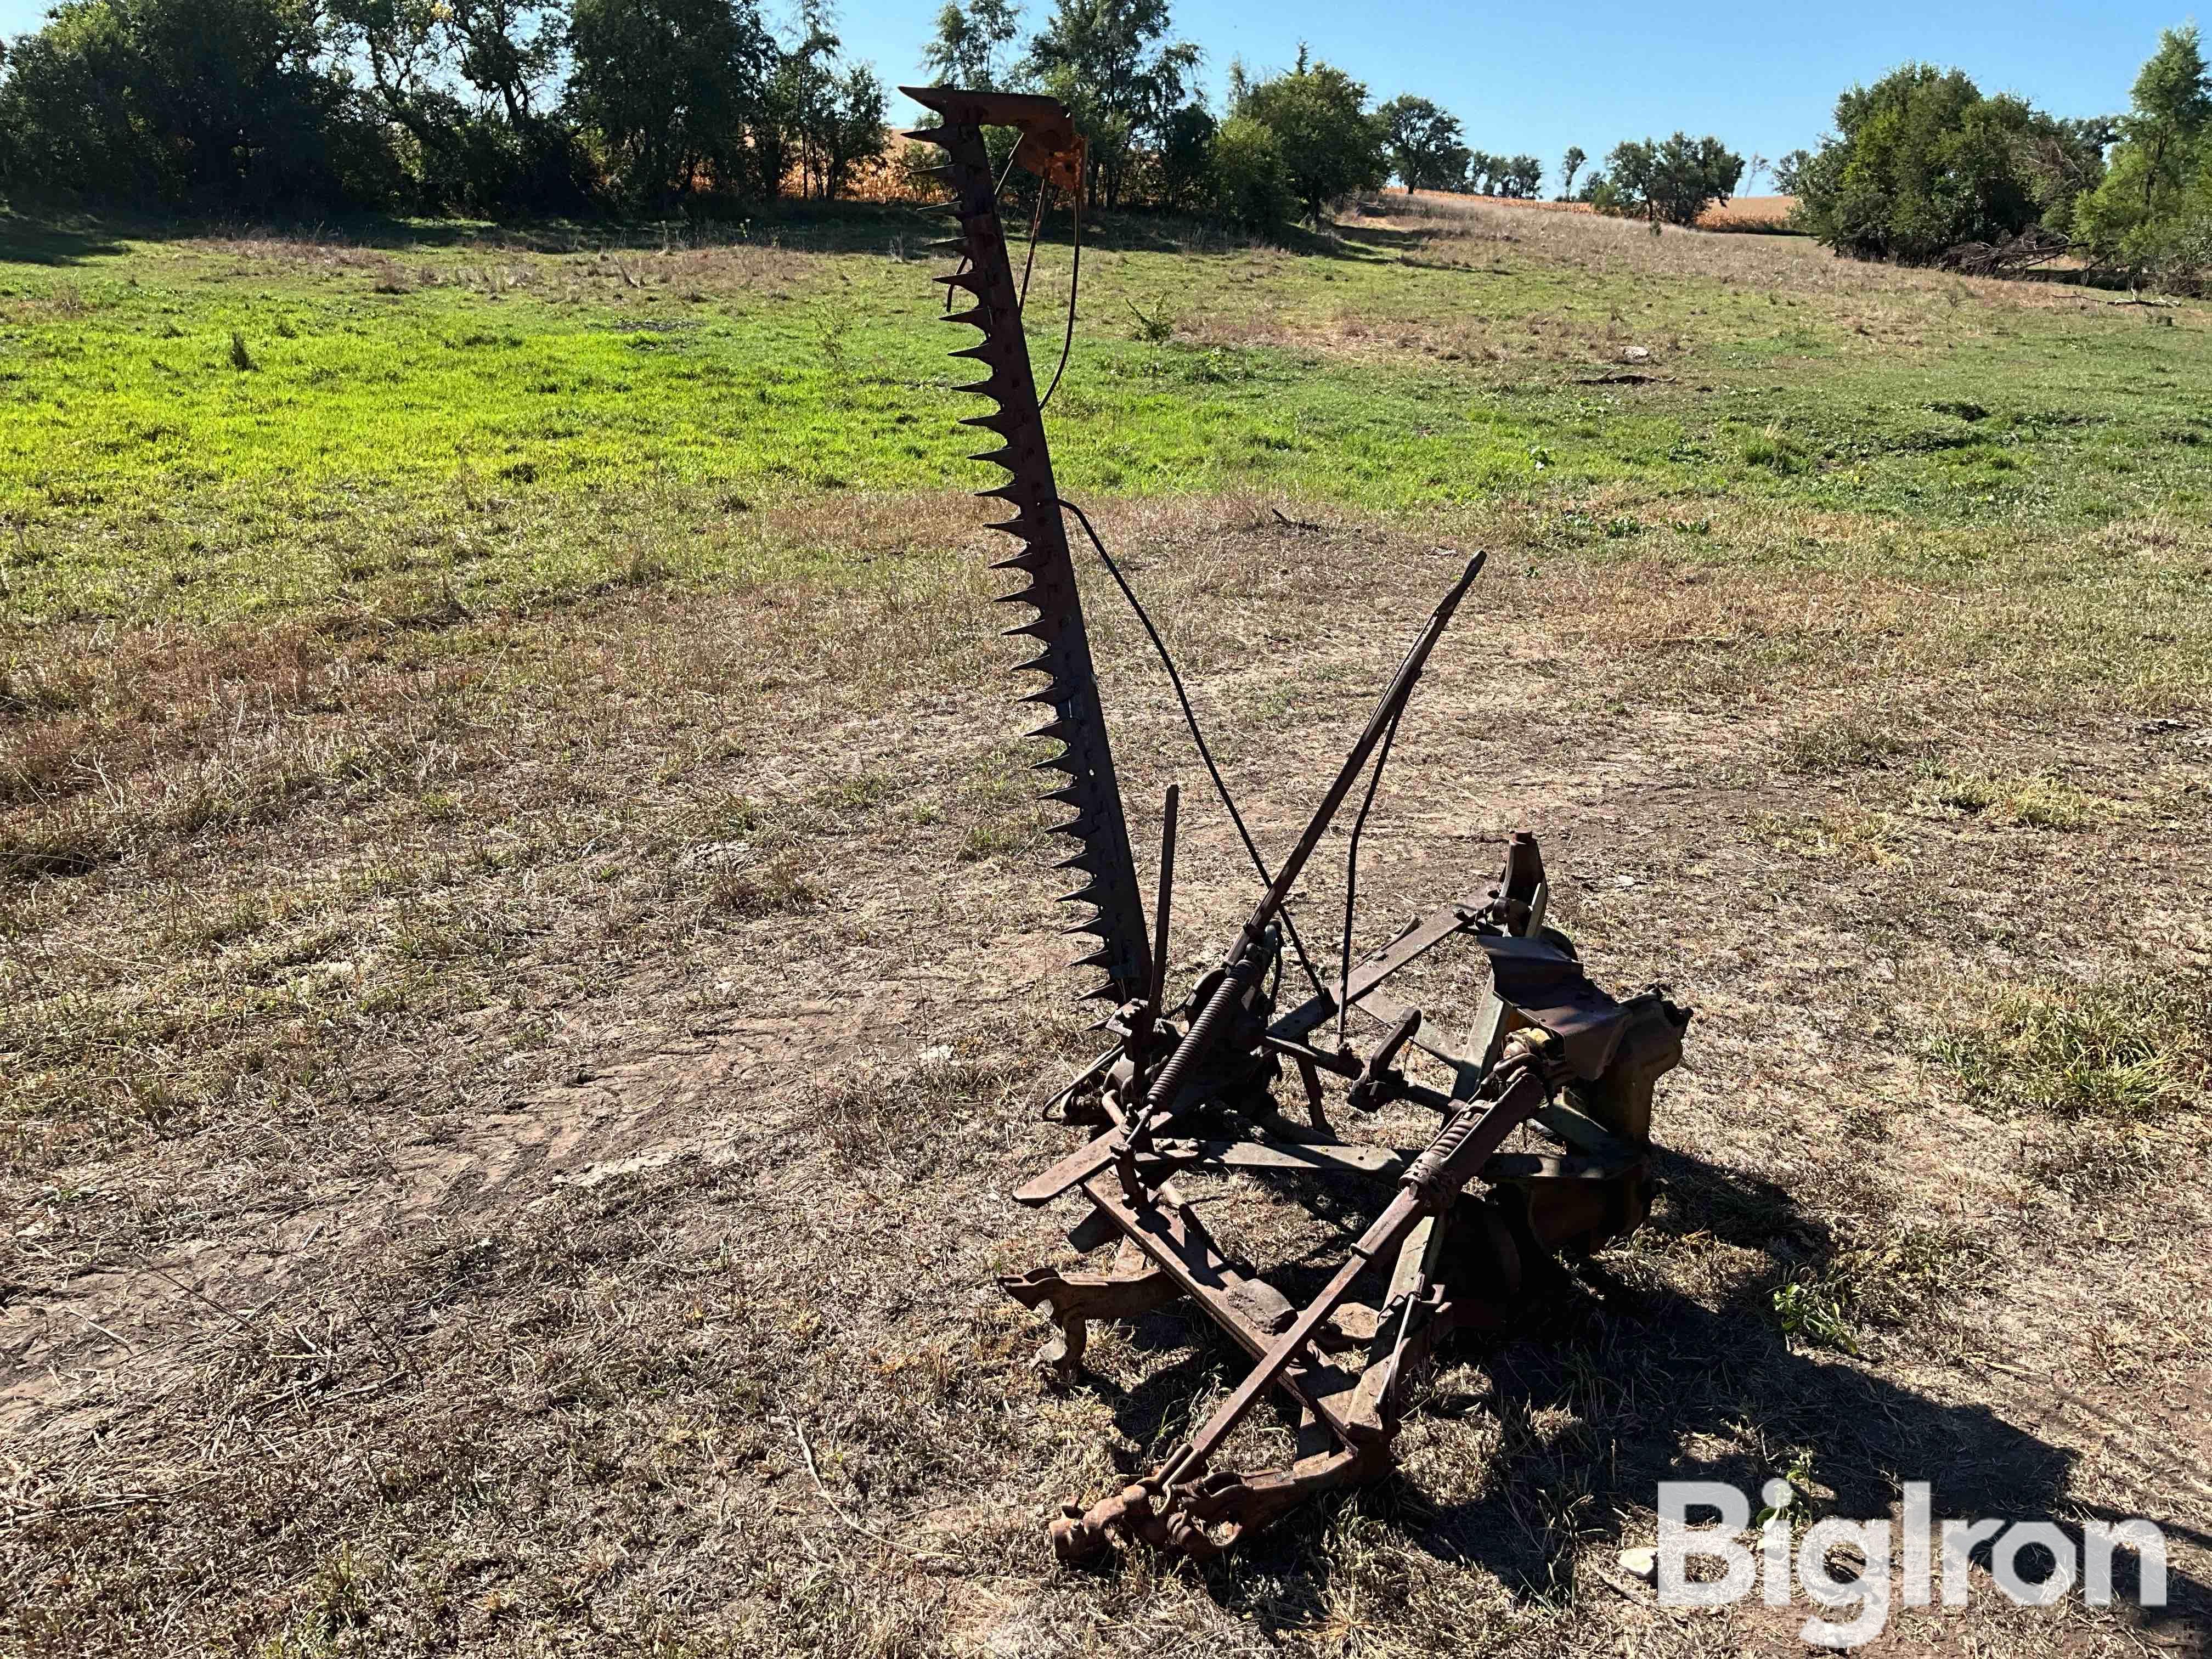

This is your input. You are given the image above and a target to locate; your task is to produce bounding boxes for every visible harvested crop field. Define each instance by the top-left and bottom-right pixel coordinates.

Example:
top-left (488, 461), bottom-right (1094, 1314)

top-left (1379, 188), bottom-right (1799, 231)
top-left (2, 201), bottom-right (2209, 1656)
top-left (1695, 195), bottom-right (1798, 230)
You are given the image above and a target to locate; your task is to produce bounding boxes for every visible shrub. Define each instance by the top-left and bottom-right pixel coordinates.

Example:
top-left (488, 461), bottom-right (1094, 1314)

top-left (1228, 48), bottom-right (1386, 221)
top-left (1596, 132), bottom-right (1743, 226)
top-left (1791, 62), bottom-right (2102, 263)
top-left (1209, 115), bottom-right (1297, 230)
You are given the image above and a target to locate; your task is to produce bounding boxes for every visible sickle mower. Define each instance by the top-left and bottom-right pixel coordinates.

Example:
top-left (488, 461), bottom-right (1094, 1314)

top-left (900, 87), bottom-right (1691, 1561)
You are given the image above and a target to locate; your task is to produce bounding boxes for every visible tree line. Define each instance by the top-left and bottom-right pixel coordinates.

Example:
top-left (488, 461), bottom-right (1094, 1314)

top-left (0, 0), bottom-right (892, 212)
top-left (1787, 24), bottom-right (2212, 288)
top-left (913, 8), bottom-right (1757, 230)
top-left (0, 0), bottom-right (1748, 230)
top-left (910, 9), bottom-right (1465, 227)
top-left (16, 0), bottom-right (2195, 278)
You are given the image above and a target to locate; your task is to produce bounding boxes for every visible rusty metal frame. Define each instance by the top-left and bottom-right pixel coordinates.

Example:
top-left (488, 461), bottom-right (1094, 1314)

top-left (902, 87), bottom-right (1694, 1564)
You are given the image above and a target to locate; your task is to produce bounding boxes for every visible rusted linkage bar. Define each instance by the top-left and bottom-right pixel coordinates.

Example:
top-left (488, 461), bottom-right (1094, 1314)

top-left (1154, 1038), bottom-right (1559, 1488)
top-left (1119, 554), bottom-right (1487, 1158)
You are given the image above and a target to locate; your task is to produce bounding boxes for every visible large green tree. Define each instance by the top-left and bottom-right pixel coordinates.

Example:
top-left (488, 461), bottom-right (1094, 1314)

top-left (757, 7), bottom-right (888, 199)
top-left (1790, 63), bottom-right (2094, 261)
top-left (567, 0), bottom-right (774, 203)
top-left (920, 0), bottom-right (1022, 89)
top-left (1229, 47), bottom-right (1386, 219)
top-left (1023, 0), bottom-right (1199, 210)
top-left (815, 64), bottom-right (891, 198)
top-left (0, 0), bottom-right (159, 201)
top-left (1376, 93), bottom-right (1470, 192)
top-left (1207, 112), bottom-right (1294, 227)
top-left (1494, 153), bottom-right (1542, 198)
top-left (0, 0), bottom-right (371, 206)
top-left (329, 0), bottom-right (582, 208)
top-left (2073, 25), bottom-right (2211, 284)
top-left (1153, 99), bottom-right (1216, 209)
top-left (1557, 144), bottom-right (1585, 199)
top-left (1594, 132), bottom-right (1742, 225)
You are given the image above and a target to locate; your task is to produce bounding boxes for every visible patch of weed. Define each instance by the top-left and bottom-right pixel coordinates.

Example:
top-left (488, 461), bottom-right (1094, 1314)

top-left (1757, 806), bottom-right (1899, 866)
top-left (1772, 1276), bottom-right (1858, 1353)
top-left (1914, 770), bottom-right (2130, 831)
top-left (1741, 423), bottom-right (1812, 475)
top-left (958, 821), bottom-right (1022, 862)
top-left (1932, 975), bottom-right (2212, 1121)
top-left (1782, 712), bottom-right (1924, 775)
top-left (707, 858), bottom-right (818, 917)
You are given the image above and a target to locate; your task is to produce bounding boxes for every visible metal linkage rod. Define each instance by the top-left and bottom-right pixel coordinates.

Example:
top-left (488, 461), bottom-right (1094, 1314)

top-left (1159, 1048), bottom-right (1550, 1487)
top-left (1148, 784), bottom-right (1179, 1017)
top-left (1129, 553), bottom-right (1487, 1139)
top-left (1058, 496), bottom-right (1329, 1000)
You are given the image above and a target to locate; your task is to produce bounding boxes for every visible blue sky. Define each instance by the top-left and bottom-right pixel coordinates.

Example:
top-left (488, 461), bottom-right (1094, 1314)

top-left (0, 0), bottom-right (2186, 187)
top-left (861, 0), bottom-right (2178, 173)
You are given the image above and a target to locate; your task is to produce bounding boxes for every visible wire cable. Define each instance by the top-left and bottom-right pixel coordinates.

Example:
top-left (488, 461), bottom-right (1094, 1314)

top-left (1057, 496), bottom-right (1328, 1001)
top-left (1014, 180), bottom-right (1048, 313)
top-left (1335, 703), bottom-right (1403, 1049)
top-left (1036, 190), bottom-right (1081, 412)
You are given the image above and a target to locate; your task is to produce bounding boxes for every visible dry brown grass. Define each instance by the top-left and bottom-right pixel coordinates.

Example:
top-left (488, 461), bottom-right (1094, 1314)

top-left (1345, 189), bottom-right (2104, 315)
top-left (4, 488), bottom-right (2210, 1655)
top-left (1381, 187), bottom-right (1801, 230)
top-left (1380, 186), bottom-right (1599, 217)
top-left (184, 228), bottom-right (825, 305)
top-left (1696, 194), bottom-right (1798, 232)
top-left (1130, 189), bottom-right (2141, 378)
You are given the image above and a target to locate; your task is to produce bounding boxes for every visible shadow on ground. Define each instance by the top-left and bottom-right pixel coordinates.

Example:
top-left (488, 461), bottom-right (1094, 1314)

top-left (0, 217), bottom-right (134, 266)
top-left (0, 200), bottom-right (1442, 268)
top-left (1062, 1144), bottom-right (2211, 1650)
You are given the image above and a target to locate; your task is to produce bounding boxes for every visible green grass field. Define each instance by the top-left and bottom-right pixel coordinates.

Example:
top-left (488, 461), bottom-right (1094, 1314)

top-left (4, 198), bottom-right (2211, 1658)
top-left (4, 203), bottom-right (2208, 629)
